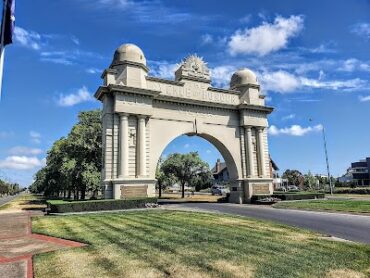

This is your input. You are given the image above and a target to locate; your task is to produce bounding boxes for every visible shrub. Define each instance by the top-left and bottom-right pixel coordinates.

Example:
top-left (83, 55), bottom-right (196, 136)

top-left (251, 195), bottom-right (271, 203)
top-left (272, 192), bottom-right (325, 201)
top-left (217, 193), bottom-right (230, 203)
top-left (47, 198), bottom-right (158, 213)
top-left (334, 188), bottom-right (370, 195)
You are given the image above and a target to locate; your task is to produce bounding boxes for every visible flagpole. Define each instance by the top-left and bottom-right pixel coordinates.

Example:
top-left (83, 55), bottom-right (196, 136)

top-left (0, 0), bottom-right (9, 100)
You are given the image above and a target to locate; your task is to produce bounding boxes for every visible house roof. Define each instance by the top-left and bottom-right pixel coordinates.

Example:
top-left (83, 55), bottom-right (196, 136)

top-left (211, 162), bottom-right (227, 175)
top-left (270, 157), bottom-right (279, 171)
top-left (211, 157), bottom-right (279, 174)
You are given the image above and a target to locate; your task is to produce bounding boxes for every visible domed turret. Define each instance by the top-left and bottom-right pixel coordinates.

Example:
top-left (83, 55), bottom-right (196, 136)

top-left (113, 43), bottom-right (146, 66)
top-left (230, 68), bottom-right (258, 89)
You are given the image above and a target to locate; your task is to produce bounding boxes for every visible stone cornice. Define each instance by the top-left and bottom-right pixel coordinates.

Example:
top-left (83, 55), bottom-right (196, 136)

top-left (94, 85), bottom-right (160, 100)
top-left (231, 83), bottom-right (260, 91)
top-left (208, 87), bottom-right (240, 95)
top-left (110, 60), bottom-right (149, 72)
top-left (100, 68), bottom-right (117, 79)
top-left (176, 75), bottom-right (211, 84)
top-left (238, 103), bottom-right (274, 114)
top-left (146, 76), bottom-right (184, 86)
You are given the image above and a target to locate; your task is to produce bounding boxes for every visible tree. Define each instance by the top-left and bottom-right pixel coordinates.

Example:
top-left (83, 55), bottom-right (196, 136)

top-left (0, 179), bottom-right (9, 196)
top-left (160, 152), bottom-right (212, 198)
top-left (31, 110), bottom-right (102, 199)
top-left (0, 179), bottom-right (21, 196)
top-left (191, 171), bottom-right (213, 192)
top-left (282, 169), bottom-right (303, 186)
top-left (66, 110), bottom-right (102, 199)
top-left (304, 171), bottom-right (318, 190)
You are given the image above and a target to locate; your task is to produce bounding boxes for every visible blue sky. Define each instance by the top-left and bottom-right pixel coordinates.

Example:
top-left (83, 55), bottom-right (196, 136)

top-left (1, 0), bottom-right (370, 186)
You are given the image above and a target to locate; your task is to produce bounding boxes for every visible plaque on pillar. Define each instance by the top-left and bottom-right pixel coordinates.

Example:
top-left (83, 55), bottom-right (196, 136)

top-left (121, 185), bottom-right (148, 199)
top-left (252, 184), bottom-right (270, 195)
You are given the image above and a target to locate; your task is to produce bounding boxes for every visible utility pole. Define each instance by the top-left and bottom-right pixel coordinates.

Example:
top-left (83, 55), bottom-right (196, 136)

top-left (309, 118), bottom-right (333, 195)
top-left (322, 127), bottom-right (333, 195)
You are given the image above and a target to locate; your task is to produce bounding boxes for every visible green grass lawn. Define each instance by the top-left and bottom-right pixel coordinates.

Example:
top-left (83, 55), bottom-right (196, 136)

top-left (274, 199), bottom-right (370, 214)
top-left (0, 193), bottom-right (45, 211)
top-left (32, 210), bottom-right (370, 278)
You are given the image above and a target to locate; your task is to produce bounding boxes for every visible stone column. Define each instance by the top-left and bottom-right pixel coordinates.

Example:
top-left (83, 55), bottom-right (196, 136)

top-left (245, 126), bottom-right (254, 177)
top-left (137, 115), bottom-right (146, 177)
top-left (119, 113), bottom-right (129, 178)
top-left (257, 127), bottom-right (266, 177)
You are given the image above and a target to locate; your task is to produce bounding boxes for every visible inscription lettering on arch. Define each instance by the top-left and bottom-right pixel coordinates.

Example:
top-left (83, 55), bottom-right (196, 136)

top-left (147, 81), bottom-right (239, 105)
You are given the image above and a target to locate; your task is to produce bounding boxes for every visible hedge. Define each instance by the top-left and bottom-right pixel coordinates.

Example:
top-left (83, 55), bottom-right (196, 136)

top-left (47, 198), bottom-right (158, 213)
top-left (251, 192), bottom-right (325, 203)
top-left (334, 188), bottom-right (370, 195)
top-left (272, 192), bottom-right (325, 201)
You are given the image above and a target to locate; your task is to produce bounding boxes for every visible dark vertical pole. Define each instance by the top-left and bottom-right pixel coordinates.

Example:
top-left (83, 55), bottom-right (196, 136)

top-left (322, 127), bottom-right (333, 195)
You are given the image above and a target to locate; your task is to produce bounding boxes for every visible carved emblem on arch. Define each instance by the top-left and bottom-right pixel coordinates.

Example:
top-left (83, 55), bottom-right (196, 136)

top-left (175, 54), bottom-right (210, 82)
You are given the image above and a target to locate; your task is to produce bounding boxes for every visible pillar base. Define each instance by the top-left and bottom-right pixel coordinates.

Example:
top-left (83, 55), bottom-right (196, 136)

top-left (229, 178), bottom-right (273, 204)
top-left (243, 178), bottom-right (273, 202)
top-left (102, 180), bottom-right (114, 199)
top-left (110, 178), bottom-right (156, 199)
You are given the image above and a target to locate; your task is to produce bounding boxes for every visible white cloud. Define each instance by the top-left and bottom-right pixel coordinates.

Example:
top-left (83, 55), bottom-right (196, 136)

top-left (206, 149), bottom-right (212, 154)
top-left (71, 36), bottom-right (80, 45)
top-left (57, 86), bottom-right (94, 107)
top-left (339, 58), bottom-right (370, 72)
top-left (359, 95), bottom-right (370, 102)
top-left (41, 58), bottom-right (74, 66)
top-left (13, 26), bottom-right (103, 68)
top-left (40, 50), bottom-right (104, 66)
top-left (210, 65), bottom-right (236, 88)
top-left (184, 143), bottom-right (190, 148)
top-left (228, 15), bottom-right (304, 56)
top-left (239, 14), bottom-right (252, 24)
top-left (269, 124), bottom-right (323, 136)
top-left (259, 70), bottom-right (368, 93)
top-left (309, 43), bottom-right (336, 54)
top-left (282, 114), bottom-right (296, 120)
top-left (98, 0), bottom-right (132, 9)
top-left (149, 61), bottom-right (178, 79)
top-left (14, 26), bottom-right (42, 50)
top-left (201, 34), bottom-right (213, 45)
top-left (287, 97), bottom-right (321, 102)
top-left (86, 68), bottom-right (101, 74)
top-left (30, 131), bottom-right (41, 138)
top-left (30, 131), bottom-right (41, 144)
top-left (0, 156), bottom-right (45, 170)
top-left (89, 0), bottom-right (191, 24)
top-left (8, 147), bottom-right (42, 156)
top-left (259, 70), bottom-right (300, 93)
top-left (300, 77), bottom-right (366, 91)
top-left (351, 23), bottom-right (370, 39)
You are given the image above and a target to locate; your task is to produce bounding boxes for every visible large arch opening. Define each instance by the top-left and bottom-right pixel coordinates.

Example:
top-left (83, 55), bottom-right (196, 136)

top-left (154, 133), bottom-right (239, 199)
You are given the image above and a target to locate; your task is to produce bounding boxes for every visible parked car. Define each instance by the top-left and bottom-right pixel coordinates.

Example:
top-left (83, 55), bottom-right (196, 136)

top-left (211, 185), bottom-right (230, 195)
top-left (287, 185), bottom-right (299, 191)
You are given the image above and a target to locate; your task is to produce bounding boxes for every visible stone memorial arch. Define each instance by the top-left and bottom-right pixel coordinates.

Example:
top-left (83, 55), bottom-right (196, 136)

top-left (95, 43), bottom-right (274, 203)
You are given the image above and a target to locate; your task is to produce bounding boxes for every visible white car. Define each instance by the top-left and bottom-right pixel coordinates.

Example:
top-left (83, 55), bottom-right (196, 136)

top-left (211, 185), bottom-right (230, 195)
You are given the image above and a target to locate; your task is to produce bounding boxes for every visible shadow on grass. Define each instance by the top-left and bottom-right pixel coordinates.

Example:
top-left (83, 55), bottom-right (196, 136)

top-left (33, 211), bottom-right (370, 278)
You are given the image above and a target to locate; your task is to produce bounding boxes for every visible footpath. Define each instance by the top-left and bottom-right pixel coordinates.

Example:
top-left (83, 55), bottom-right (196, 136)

top-left (0, 211), bottom-right (85, 278)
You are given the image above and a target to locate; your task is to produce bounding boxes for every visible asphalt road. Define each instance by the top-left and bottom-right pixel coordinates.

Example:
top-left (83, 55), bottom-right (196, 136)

top-left (0, 194), bottom-right (19, 207)
top-left (162, 202), bottom-right (370, 244)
